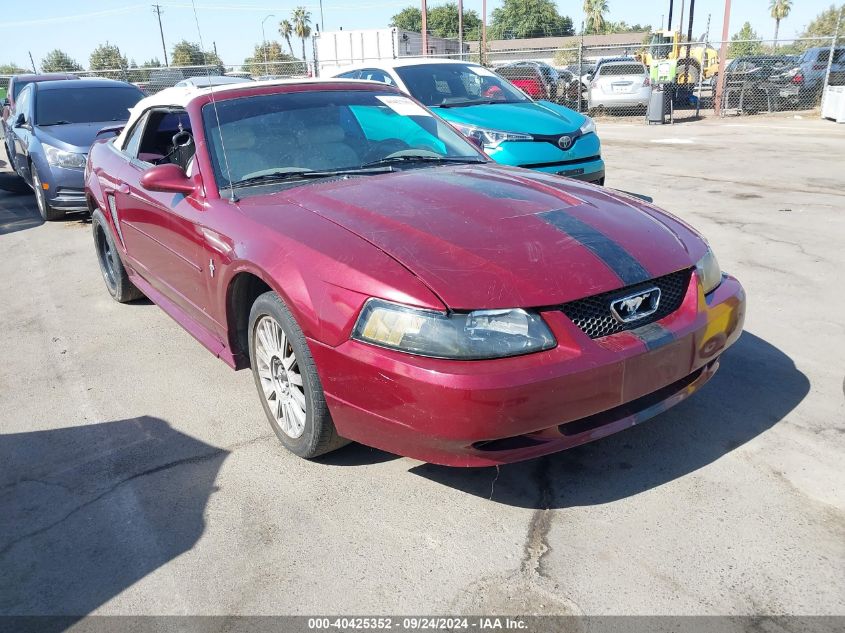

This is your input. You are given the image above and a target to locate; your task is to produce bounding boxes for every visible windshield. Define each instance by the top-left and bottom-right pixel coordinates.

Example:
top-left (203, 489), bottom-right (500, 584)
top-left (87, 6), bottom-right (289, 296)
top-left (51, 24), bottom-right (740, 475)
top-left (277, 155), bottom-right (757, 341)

top-left (649, 34), bottom-right (674, 59)
top-left (394, 63), bottom-right (530, 107)
top-left (35, 86), bottom-right (143, 125)
top-left (202, 89), bottom-right (485, 190)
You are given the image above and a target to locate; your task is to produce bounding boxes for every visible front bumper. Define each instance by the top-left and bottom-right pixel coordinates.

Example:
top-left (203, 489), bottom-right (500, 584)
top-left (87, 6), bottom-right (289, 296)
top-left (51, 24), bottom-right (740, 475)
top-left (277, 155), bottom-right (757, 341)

top-left (311, 272), bottom-right (746, 466)
top-left (35, 161), bottom-right (88, 211)
top-left (485, 134), bottom-right (606, 183)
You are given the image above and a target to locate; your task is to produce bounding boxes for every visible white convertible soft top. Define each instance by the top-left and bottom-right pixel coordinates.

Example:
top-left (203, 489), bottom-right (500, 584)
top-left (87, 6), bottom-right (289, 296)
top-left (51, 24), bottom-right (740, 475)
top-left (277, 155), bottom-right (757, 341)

top-left (115, 78), bottom-right (370, 147)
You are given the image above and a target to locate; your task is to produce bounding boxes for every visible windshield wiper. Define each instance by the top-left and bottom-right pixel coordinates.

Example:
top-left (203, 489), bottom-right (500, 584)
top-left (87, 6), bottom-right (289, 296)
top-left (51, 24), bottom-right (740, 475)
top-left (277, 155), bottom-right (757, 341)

top-left (228, 166), bottom-right (394, 188)
top-left (40, 120), bottom-right (72, 126)
top-left (361, 155), bottom-right (484, 168)
top-left (436, 100), bottom-right (503, 108)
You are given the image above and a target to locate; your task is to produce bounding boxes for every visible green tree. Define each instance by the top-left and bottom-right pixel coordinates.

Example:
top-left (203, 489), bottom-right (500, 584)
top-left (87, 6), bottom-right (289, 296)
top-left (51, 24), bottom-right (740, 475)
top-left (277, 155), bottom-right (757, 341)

top-left (729, 22), bottom-right (762, 56)
top-left (583, 0), bottom-right (609, 35)
top-left (245, 41), bottom-right (305, 77)
top-left (770, 0), bottom-right (793, 46)
top-left (40, 49), bottom-right (83, 72)
top-left (89, 42), bottom-right (128, 71)
top-left (170, 40), bottom-right (224, 68)
top-left (490, 0), bottom-right (574, 39)
top-left (390, 6), bottom-right (422, 32)
top-left (292, 7), bottom-right (312, 62)
top-left (604, 21), bottom-right (651, 34)
top-left (279, 19), bottom-right (296, 56)
top-left (142, 58), bottom-right (163, 68)
top-left (0, 62), bottom-right (28, 74)
top-left (390, 3), bottom-right (483, 39)
top-left (800, 3), bottom-right (845, 39)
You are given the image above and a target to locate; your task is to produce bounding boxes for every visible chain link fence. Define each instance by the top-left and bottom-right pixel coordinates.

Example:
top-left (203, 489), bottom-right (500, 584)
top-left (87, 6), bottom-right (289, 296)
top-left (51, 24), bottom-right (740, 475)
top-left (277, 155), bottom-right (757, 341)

top-left (2, 35), bottom-right (842, 121)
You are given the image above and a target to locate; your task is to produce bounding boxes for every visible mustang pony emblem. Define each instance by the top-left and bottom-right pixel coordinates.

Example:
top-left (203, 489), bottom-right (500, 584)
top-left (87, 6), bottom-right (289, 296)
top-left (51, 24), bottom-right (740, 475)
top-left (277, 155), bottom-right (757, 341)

top-left (610, 288), bottom-right (661, 323)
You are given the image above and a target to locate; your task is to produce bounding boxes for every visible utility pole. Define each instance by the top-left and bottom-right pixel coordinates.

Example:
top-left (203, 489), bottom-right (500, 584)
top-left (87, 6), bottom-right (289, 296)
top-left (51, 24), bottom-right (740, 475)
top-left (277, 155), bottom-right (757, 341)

top-left (152, 4), bottom-right (169, 66)
top-left (319, 0), bottom-right (325, 34)
top-left (481, 0), bottom-right (487, 65)
top-left (714, 0), bottom-right (731, 114)
top-left (421, 0), bottom-right (428, 56)
top-left (678, 0), bottom-right (686, 33)
top-left (667, 0), bottom-right (674, 33)
top-left (458, 0), bottom-right (464, 59)
top-left (261, 14), bottom-right (275, 68)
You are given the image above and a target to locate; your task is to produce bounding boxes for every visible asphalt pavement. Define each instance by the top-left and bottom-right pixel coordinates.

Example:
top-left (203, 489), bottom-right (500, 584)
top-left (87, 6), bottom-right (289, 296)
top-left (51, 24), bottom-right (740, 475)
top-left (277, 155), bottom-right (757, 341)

top-left (0, 116), bottom-right (843, 621)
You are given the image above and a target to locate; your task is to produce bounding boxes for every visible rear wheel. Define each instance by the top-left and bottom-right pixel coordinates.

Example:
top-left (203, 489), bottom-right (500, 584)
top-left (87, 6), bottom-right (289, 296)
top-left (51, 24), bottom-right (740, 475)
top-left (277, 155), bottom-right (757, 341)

top-left (91, 209), bottom-right (143, 303)
top-left (248, 291), bottom-right (348, 459)
top-left (31, 164), bottom-right (65, 221)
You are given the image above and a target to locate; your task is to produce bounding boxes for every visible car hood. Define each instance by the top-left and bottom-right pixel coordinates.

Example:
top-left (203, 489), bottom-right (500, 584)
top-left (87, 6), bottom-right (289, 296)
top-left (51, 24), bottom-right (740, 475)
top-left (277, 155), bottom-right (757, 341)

top-left (435, 101), bottom-right (584, 135)
top-left (35, 121), bottom-right (124, 153)
top-left (280, 164), bottom-right (706, 310)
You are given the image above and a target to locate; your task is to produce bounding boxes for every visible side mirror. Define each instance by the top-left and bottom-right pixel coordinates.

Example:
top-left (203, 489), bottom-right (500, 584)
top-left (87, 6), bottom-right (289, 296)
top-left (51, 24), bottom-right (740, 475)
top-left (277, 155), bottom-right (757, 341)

top-left (140, 163), bottom-right (197, 195)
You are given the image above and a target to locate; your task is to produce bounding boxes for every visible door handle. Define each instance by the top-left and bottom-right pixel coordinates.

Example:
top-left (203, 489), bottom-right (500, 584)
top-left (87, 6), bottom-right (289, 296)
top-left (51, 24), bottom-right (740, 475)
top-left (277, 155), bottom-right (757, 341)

top-left (117, 182), bottom-right (130, 194)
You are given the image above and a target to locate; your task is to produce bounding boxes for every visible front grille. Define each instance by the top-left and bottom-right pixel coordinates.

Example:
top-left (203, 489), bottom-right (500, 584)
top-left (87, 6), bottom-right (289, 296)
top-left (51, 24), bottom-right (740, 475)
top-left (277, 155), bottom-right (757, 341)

top-left (562, 268), bottom-right (692, 339)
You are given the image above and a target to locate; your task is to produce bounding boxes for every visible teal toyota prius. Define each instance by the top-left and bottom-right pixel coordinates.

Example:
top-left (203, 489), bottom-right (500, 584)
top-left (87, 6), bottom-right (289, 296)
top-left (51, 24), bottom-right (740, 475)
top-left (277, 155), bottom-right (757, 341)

top-left (332, 58), bottom-right (605, 185)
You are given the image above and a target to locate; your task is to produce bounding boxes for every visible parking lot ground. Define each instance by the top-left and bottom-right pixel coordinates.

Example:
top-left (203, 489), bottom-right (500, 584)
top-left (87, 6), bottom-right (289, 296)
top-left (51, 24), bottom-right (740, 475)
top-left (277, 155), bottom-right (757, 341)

top-left (1, 116), bottom-right (844, 620)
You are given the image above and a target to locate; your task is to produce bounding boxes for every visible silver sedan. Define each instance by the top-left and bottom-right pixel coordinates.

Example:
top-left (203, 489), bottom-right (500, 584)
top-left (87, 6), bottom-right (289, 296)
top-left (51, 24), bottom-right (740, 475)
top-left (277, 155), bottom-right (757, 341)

top-left (588, 61), bottom-right (652, 110)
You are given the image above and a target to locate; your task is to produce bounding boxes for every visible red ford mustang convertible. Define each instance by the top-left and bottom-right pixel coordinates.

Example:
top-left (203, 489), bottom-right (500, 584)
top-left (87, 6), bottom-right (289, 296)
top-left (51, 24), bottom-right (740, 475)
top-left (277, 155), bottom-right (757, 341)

top-left (84, 80), bottom-right (745, 466)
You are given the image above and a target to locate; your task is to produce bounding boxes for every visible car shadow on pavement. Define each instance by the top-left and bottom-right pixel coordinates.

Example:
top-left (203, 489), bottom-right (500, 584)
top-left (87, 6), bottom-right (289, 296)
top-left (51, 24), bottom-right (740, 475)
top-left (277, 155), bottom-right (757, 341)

top-left (0, 416), bottom-right (228, 627)
top-left (410, 332), bottom-right (810, 509)
top-left (0, 172), bottom-right (42, 236)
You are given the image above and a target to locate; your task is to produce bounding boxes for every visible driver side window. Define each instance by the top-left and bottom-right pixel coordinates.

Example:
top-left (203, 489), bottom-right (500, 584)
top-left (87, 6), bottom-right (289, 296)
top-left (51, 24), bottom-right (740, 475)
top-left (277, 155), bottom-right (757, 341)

top-left (122, 111), bottom-right (149, 159)
top-left (126, 109), bottom-right (195, 171)
top-left (15, 86), bottom-right (32, 121)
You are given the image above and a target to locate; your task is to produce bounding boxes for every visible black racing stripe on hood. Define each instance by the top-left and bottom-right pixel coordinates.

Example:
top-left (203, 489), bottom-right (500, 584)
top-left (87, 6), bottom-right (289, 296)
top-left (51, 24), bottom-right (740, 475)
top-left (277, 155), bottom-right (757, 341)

top-left (538, 209), bottom-right (651, 286)
top-left (632, 322), bottom-right (675, 350)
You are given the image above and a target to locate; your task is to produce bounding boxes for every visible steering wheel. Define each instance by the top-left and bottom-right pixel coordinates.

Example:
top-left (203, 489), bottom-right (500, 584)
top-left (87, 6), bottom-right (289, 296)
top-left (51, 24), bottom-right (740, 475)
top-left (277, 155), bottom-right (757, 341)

top-left (363, 138), bottom-right (411, 162)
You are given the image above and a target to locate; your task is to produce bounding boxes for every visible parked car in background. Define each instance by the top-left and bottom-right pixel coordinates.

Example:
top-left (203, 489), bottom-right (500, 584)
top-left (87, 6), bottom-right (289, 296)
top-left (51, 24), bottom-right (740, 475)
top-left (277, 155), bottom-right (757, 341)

top-left (719, 55), bottom-right (798, 113)
top-left (332, 59), bottom-right (605, 184)
top-left (85, 80), bottom-right (745, 466)
top-left (2, 73), bottom-right (79, 144)
top-left (588, 60), bottom-right (652, 112)
top-left (175, 75), bottom-right (253, 88)
top-left (6, 78), bottom-right (144, 220)
top-left (496, 61), bottom-right (559, 101)
top-left (776, 47), bottom-right (845, 108)
top-left (553, 68), bottom-right (582, 104)
top-left (566, 62), bottom-right (597, 91)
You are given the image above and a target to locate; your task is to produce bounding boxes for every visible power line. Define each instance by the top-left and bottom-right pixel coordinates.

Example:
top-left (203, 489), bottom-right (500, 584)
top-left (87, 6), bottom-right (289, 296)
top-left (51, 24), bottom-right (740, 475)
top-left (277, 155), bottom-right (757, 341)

top-left (152, 4), bottom-right (170, 66)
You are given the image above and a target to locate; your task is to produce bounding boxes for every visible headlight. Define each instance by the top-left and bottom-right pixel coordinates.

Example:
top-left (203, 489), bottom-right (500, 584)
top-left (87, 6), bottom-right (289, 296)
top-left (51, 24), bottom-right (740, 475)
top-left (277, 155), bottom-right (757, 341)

top-left (579, 117), bottom-right (596, 135)
top-left (352, 299), bottom-right (556, 360)
top-left (452, 123), bottom-right (532, 148)
top-left (44, 144), bottom-right (86, 170)
top-left (695, 249), bottom-right (722, 294)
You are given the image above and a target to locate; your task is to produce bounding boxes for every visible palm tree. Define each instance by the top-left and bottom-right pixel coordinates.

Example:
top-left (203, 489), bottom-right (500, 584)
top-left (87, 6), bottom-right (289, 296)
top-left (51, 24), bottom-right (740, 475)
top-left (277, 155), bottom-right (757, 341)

top-left (769, 0), bottom-right (792, 48)
top-left (583, 0), bottom-right (609, 35)
top-left (292, 7), bottom-right (312, 62)
top-left (279, 19), bottom-right (295, 57)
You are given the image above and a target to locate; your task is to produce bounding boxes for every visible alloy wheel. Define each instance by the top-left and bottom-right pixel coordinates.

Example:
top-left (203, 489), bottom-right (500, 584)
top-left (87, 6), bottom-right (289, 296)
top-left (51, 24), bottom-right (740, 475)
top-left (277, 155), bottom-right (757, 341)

top-left (254, 315), bottom-right (306, 439)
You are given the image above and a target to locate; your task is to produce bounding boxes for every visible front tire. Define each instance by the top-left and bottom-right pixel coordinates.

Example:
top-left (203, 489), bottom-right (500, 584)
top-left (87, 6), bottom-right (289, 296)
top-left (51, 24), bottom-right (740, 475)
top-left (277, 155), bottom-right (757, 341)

top-left (91, 209), bottom-right (143, 303)
top-left (31, 164), bottom-right (65, 221)
top-left (249, 291), bottom-right (347, 459)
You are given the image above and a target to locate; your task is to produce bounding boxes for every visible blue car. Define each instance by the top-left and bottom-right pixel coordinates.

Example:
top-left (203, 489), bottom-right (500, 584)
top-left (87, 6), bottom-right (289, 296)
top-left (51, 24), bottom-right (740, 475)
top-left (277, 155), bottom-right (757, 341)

top-left (332, 59), bottom-right (605, 184)
top-left (6, 78), bottom-right (144, 220)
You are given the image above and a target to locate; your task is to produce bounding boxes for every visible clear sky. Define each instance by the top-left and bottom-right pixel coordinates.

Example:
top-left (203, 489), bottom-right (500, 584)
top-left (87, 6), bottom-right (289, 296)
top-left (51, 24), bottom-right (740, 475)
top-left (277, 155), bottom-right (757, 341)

top-left (4, 0), bottom-right (839, 70)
